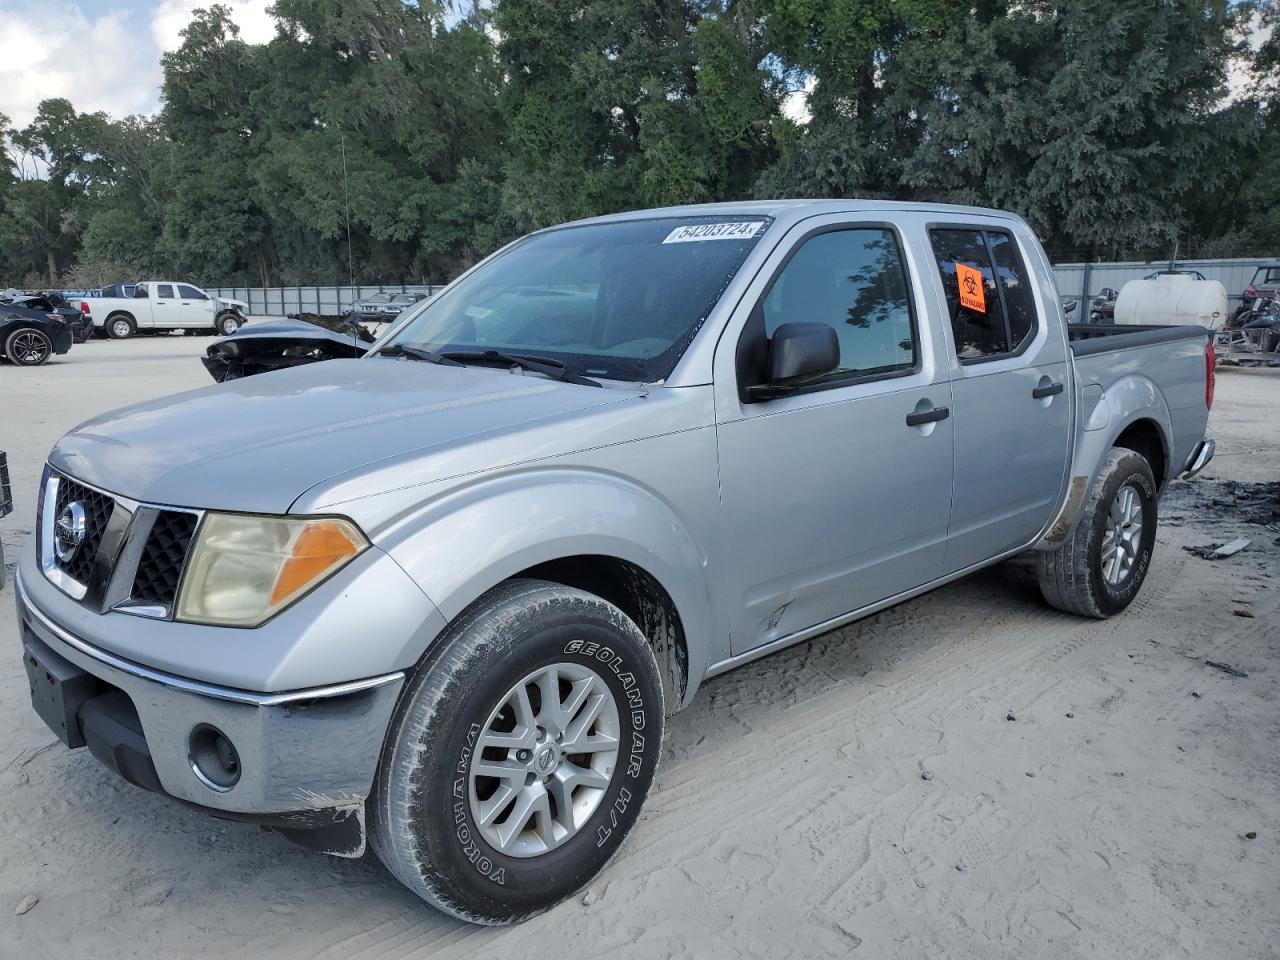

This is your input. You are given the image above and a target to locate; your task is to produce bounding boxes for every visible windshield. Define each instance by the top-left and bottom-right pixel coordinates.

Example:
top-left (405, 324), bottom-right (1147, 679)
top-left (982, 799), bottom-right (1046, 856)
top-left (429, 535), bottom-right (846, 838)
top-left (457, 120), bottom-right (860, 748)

top-left (381, 215), bottom-right (770, 381)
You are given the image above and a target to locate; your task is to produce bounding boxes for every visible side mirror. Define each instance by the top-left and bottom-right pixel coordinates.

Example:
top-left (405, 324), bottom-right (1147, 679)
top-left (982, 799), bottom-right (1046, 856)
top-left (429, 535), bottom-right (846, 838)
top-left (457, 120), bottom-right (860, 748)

top-left (745, 322), bottom-right (840, 402)
top-left (1062, 298), bottom-right (1078, 315)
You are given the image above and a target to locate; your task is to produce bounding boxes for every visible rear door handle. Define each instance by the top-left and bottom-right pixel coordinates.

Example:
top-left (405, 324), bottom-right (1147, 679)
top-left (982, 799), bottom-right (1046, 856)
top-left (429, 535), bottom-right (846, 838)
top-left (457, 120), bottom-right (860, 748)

top-left (905, 406), bottom-right (950, 427)
top-left (1032, 382), bottom-right (1064, 399)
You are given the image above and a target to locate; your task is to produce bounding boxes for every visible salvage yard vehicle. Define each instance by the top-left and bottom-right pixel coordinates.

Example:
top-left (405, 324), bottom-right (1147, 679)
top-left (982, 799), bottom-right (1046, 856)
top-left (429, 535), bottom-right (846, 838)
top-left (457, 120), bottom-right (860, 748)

top-left (77, 281), bottom-right (247, 338)
top-left (202, 315), bottom-right (371, 381)
top-left (1, 292), bottom-right (94, 343)
top-left (355, 291), bottom-right (429, 322)
top-left (1, 302), bottom-right (74, 365)
top-left (16, 200), bottom-right (1215, 925)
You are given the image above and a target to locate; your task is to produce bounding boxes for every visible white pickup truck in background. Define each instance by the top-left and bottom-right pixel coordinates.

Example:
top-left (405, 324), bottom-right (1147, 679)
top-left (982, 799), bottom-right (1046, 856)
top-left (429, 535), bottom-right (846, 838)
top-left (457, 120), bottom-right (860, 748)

top-left (80, 282), bottom-right (247, 339)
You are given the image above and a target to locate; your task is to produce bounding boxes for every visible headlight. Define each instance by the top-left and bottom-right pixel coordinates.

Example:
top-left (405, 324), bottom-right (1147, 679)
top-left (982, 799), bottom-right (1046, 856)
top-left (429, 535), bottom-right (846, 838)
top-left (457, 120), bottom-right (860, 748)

top-left (175, 514), bottom-right (367, 627)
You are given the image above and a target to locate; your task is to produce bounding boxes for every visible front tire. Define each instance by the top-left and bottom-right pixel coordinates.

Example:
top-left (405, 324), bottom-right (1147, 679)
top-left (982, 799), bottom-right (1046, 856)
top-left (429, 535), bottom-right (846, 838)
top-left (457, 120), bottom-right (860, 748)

top-left (215, 312), bottom-right (241, 336)
top-left (4, 327), bottom-right (53, 365)
top-left (370, 580), bottom-right (664, 925)
top-left (1038, 448), bottom-right (1158, 618)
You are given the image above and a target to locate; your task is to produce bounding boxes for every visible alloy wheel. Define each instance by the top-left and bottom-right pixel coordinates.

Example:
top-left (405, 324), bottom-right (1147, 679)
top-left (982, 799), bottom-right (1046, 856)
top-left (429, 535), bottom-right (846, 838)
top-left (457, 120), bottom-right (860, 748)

top-left (468, 662), bottom-right (620, 858)
top-left (1100, 483), bottom-right (1144, 586)
top-left (11, 331), bottom-right (50, 364)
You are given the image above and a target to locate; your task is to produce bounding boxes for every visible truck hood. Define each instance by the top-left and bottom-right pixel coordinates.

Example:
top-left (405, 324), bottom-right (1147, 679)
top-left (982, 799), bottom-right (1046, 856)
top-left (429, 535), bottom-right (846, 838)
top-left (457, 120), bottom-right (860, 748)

top-left (49, 359), bottom-right (637, 514)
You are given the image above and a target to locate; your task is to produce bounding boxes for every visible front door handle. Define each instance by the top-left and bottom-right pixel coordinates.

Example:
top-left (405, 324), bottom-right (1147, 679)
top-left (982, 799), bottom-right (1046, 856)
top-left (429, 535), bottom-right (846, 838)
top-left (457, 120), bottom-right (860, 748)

top-left (905, 406), bottom-right (950, 427)
top-left (1032, 381), bottom-right (1064, 399)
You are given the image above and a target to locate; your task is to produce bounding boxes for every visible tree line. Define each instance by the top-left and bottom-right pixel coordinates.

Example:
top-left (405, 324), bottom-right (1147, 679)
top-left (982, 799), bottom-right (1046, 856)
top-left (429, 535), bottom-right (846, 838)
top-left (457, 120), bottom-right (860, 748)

top-left (1, 0), bottom-right (1276, 289)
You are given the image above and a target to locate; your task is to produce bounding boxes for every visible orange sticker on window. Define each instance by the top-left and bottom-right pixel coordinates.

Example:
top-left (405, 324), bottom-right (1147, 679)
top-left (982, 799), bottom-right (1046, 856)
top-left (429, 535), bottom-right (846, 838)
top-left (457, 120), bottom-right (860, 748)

top-left (956, 262), bottom-right (986, 313)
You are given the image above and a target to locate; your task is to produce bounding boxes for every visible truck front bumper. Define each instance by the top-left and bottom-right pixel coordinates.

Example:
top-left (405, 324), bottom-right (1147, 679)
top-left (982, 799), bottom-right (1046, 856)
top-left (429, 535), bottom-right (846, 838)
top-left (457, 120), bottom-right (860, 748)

top-left (14, 568), bottom-right (405, 857)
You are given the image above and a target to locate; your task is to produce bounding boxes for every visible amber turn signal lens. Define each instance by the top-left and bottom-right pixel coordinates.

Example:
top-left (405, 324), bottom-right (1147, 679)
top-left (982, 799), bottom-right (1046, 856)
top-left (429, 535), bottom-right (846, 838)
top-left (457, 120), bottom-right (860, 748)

top-left (269, 521), bottom-right (365, 606)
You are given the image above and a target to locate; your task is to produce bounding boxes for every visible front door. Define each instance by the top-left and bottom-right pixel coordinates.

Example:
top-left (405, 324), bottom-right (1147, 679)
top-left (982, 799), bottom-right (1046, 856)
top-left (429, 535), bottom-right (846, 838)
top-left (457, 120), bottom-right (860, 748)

top-left (177, 284), bottom-right (215, 328)
top-left (715, 222), bottom-right (955, 656)
top-left (926, 224), bottom-right (1073, 573)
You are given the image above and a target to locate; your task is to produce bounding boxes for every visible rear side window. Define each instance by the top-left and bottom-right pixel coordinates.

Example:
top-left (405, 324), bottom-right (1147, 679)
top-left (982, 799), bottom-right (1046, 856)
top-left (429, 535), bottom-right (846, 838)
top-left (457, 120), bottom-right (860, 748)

top-left (929, 228), bottom-right (1039, 362)
top-left (154, 284), bottom-right (175, 299)
top-left (758, 228), bottom-right (917, 384)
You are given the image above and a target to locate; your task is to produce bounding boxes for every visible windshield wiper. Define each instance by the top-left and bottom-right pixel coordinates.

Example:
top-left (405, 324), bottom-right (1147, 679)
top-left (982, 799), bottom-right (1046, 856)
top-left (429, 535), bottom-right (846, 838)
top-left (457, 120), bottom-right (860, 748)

top-left (377, 343), bottom-right (464, 366)
top-left (440, 350), bottom-right (602, 388)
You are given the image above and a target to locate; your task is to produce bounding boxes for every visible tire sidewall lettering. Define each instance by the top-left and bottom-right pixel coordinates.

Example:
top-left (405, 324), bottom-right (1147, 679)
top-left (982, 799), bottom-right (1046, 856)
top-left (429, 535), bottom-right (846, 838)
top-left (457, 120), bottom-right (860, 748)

top-left (442, 629), bottom-right (658, 890)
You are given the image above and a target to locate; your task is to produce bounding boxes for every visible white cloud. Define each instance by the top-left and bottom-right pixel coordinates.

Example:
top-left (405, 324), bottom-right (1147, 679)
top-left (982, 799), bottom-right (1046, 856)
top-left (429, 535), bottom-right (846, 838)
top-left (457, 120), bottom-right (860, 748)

top-left (782, 76), bottom-right (816, 126)
top-left (0, 3), bottom-right (161, 126)
top-left (151, 0), bottom-right (275, 52)
top-left (1226, 11), bottom-right (1273, 104)
top-left (0, 0), bottom-right (275, 130)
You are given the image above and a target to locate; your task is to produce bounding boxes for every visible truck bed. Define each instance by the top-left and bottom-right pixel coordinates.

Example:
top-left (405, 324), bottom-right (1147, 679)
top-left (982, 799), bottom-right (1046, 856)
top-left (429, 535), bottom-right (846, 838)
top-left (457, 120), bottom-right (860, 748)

top-left (1067, 322), bottom-right (1212, 356)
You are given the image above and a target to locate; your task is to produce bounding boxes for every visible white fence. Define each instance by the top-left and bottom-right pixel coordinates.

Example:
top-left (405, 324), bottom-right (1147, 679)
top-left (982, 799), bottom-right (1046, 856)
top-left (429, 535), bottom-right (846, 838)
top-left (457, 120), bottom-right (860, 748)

top-left (205, 284), bottom-right (445, 317)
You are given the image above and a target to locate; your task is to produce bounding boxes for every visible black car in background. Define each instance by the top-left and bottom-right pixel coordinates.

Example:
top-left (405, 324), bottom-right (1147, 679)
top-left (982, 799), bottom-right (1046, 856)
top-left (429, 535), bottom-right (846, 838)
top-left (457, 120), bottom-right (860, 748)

top-left (0, 301), bottom-right (74, 365)
top-left (1, 292), bottom-right (94, 342)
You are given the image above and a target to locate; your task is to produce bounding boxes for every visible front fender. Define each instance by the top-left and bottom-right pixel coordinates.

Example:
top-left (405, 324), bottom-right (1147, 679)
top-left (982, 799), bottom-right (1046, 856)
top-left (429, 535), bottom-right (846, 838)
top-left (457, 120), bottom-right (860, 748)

top-left (375, 467), bottom-right (715, 704)
top-left (1038, 373), bottom-right (1172, 547)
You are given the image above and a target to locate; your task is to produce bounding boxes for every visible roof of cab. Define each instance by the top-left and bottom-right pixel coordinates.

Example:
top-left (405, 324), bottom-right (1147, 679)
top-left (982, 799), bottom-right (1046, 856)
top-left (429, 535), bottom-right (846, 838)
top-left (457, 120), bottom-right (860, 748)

top-left (554, 198), bottom-right (1024, 231)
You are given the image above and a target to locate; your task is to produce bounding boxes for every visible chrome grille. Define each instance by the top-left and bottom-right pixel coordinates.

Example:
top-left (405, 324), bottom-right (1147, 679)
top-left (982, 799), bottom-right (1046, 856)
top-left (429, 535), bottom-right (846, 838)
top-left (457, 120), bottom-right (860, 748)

top-left (52, 476), bottom-right (114, 586)
top-left (40, 469), bottom-right (203, 618)
top-left (130, 510), bottom-right (199, 607)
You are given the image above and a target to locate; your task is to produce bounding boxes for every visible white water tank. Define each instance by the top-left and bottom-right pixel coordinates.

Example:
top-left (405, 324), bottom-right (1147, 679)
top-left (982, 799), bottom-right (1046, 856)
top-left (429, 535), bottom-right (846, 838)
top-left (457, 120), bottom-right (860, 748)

top-left (1113, 274), bottom-right (1227, 329)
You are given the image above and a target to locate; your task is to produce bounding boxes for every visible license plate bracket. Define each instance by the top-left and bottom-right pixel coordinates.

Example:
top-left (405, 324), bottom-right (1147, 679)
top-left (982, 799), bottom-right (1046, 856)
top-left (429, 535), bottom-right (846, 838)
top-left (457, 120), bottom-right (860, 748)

top-left (22, 632), bottom-right (98, 749)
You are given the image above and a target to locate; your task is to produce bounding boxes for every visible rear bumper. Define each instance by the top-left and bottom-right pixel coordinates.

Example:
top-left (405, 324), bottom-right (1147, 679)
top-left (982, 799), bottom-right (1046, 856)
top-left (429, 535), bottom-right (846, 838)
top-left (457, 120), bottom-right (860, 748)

top-left (15, 568), bottom-right (405, 856)
top-left (1180, 438), bottom-right (1215, 479)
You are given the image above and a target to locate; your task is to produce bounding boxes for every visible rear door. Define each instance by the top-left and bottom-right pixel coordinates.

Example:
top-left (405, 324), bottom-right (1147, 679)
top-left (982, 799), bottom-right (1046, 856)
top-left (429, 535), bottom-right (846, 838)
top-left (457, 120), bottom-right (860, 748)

top-left (927, 221), bottom-right (1072, 573)
top-left (714, 217), bottom-right (955, 655)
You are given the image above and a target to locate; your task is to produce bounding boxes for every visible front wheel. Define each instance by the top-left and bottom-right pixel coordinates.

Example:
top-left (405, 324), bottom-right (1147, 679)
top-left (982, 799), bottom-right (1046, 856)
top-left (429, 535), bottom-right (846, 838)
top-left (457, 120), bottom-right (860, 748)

top-left (369, 579), bottom-right (664, 925)
top-left (1038, 448), bottom-right (1158, 618)
top-left (214, 312), bottom-right (241, 336)
top-left (4, 327), bottom-right (53, 365)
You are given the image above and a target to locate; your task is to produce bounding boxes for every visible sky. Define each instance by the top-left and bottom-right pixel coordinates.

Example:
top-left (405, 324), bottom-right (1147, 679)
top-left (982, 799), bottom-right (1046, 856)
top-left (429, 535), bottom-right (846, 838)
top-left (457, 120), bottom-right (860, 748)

top-left (0, 0), bottom-right (276, 127)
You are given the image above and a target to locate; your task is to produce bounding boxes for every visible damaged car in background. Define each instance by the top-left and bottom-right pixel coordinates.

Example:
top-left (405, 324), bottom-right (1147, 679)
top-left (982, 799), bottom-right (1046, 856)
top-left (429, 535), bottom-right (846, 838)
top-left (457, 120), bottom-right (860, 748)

top-left (202, 314), bottom-right (373, 381)
top-left (1, 299), bottom-right (76, 365)
top-left (2, 291), bottom-right (94, 343)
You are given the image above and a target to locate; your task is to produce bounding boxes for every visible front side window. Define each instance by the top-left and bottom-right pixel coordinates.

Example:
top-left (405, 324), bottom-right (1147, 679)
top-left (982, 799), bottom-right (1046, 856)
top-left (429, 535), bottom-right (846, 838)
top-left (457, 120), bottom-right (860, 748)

top-left (930, 227), bottom-right (1039, 362)
top-left (177, 284), bottom-right (207, 300)
top-left (757, 228), bottom-right (917, 384)
top-left (384, 216), bottom-right (769, 381)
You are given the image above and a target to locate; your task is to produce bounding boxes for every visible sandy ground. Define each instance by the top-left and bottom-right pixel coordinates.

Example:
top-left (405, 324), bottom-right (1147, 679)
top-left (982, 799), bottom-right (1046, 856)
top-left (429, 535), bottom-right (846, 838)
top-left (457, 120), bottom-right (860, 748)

top-left (0, 336), bottom-right (1277, 960)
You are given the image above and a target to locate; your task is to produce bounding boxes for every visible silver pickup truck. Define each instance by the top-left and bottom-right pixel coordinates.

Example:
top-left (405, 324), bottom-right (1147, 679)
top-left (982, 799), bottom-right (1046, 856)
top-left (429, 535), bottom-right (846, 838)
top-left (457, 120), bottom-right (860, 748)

top-left (15, 201), bottom-right (1214, 924)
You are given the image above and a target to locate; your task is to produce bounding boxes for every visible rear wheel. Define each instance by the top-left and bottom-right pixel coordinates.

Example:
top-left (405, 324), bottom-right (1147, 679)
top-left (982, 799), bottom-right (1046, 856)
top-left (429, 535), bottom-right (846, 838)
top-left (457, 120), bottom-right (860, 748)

top-left (107, 315), bottom-right (135, 339)
top-left (4, 327), bottom-right (53, 365)
top-left (1038, 448), bottom-right (1157, 618)
top-left (369, 579), bottom-right (664, 924)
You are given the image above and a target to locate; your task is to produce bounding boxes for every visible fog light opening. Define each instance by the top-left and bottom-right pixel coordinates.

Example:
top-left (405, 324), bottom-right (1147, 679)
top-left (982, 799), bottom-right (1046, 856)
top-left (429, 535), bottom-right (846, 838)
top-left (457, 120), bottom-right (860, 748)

top-left (189, 724), bottom-right (241, 792)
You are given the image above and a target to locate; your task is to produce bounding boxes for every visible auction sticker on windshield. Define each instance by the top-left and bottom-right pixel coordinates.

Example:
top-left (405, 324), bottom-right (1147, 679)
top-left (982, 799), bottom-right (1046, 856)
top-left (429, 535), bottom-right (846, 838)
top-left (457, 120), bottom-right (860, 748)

top-left (662, 221), bottom-right (766, 244)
